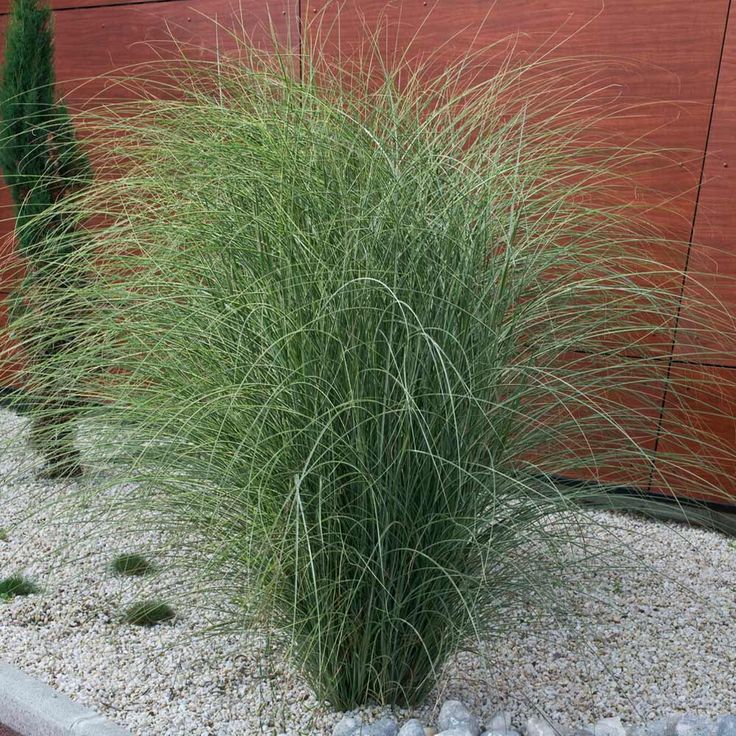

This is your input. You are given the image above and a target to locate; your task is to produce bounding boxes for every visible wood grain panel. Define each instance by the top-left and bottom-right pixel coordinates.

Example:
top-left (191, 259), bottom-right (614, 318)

top-left (0, 0), bottom-right (297, 101)
top-left (306, 0), bottom-right (727, 258)
top-left (0, 0), bottom-right (296, 284)
top-left (0, 293), bottom-right (25, 386)
top-left (0, 0), bottom-right (164, 13)
top-left (0, 0), bottom-right (297, 385)
top-left (305, 0), bottom-right (733, 497)
top-left (0, 185), bottom-right (21, 290)
top-left (673, 6), bottom-right (736, 366)
top-left (536, 353), bottom-right (666, 489)
top-left (654, 363), bottom-right (736, 504)
top-left (653, 8), bottom-right (736, 504)
top-left (1, 0), bottom-right (734, 503)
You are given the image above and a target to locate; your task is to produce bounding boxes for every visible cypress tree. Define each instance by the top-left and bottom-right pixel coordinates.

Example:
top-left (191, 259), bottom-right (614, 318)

top-left (0, 0), bottom-right (91, 477)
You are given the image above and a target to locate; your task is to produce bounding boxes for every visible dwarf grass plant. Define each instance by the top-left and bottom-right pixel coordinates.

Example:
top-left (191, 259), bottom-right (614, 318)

top-left (2, 30), bottom-right (735, 708)
top-left (111, 553), bottom-right (154, 577)
top-left (124, 600), bottom-right (175, 627)
top-left (0, 574), bottom-right (38, 600)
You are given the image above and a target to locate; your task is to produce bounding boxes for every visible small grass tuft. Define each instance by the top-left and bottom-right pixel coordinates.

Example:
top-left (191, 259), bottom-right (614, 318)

top-left (124, 600), bottom-right (175, 626)
top-left (0, 528), bottom-right (8, 542)
top-left (0, 575), bottom-right (38, 601)
top-left (111, 553), bottom-right (154, 577)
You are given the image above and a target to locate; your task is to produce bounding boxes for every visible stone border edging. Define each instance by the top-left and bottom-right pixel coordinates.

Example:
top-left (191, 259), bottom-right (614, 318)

top-left (333, 702), bottom-right (736, 736)
top-left (0, 663), bottom-right (132, 736)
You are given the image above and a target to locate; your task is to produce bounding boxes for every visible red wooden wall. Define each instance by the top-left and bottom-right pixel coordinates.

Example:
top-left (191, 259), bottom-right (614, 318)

top-left (1, 0), bottom-right (735, 503)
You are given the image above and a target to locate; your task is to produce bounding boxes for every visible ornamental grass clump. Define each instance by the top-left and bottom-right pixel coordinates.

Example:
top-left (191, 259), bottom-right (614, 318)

top-left (2, 34), bottom-right (735, 707)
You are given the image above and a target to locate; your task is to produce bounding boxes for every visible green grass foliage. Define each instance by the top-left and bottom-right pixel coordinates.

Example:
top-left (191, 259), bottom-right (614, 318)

top-left (124, 600), bottom-right (175, 627)
top-left (111, 553), bottom-right (154, 577)
top-left (0, 574), bottom-right (38, 600)
top-left (2, 33), bottom-right (735, 707)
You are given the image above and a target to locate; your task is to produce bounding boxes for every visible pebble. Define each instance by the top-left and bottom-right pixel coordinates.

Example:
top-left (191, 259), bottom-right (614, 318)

top-left (398, 720), bottom-right (426, 736)
top-left (438, 701), bottom-right (480, 736)
top-left (675, 716), bottom-right (713, 736)
top-left (339, 713), bottom-right (735, 736)
top-left (717, 718), bottom-right (736, 736)
top-left (526, 717), bottom-right (562, 736)
top-left (593, 719), bottom-right (626, 736)
top-left (333, 716), bottom-right (362, 736)
top-left (488, 713), bottom-right (514, 733)
top-left (364, 717), bottom-right (398, 736)
top-left (630, 719), bottom-right (676, 736)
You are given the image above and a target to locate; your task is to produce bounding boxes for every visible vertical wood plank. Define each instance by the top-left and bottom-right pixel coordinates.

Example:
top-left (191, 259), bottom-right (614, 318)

top-left (672, 5), bottom-right (736, 365)
top-left (653, 6), bottom-right (736, 503)
top-left (654, 363), bottom-right (736, 503)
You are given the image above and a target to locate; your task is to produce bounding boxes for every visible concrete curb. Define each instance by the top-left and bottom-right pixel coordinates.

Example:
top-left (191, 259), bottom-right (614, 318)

top-left (0, 663), bottom-right (132, 736)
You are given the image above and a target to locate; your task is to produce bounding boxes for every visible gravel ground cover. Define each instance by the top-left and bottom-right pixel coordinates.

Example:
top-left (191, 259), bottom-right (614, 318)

top-left (1, 408), bottom-right (735, 736)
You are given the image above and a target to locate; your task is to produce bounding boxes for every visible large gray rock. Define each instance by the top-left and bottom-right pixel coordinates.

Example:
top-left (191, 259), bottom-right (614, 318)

top-left (364, 717), bottom-right (399, 736)
top-left (716, 717), bottom-right (736, 736)
top-left (438, 701), bottom-right (480, 736)
top-left (483, 731), bottom-right (521, 736)
top-left (526, 717), bottom-right (562, 736)
top-left (675, 716), bottom-right (715, 736)
top-left (437, 729), bottom-right (477, 736)
top-left (398, 720), bottom-right (427, 736)
top-left (333, 715), bottom-right (362, 736)
top-left (488, 713), bottom-right (514, 733)
top-left (593, 718), bottom-right (626, 736)
top-left (630, 718), bottom-right (677, 736)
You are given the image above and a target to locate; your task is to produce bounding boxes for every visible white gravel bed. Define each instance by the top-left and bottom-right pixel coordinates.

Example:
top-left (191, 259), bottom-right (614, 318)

top-left (1, 408), bottom-right (735, 735)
